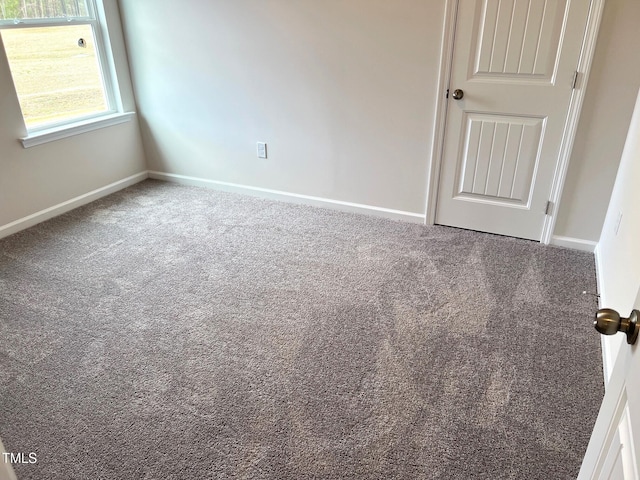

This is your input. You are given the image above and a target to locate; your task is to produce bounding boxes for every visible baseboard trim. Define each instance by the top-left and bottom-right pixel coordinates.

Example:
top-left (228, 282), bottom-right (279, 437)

top-left (0, 172), bottom-right (149, 240)
top-left (148, 171), bottom-right (426, 224)
top-left (550, 235), bottom-right (598, 252)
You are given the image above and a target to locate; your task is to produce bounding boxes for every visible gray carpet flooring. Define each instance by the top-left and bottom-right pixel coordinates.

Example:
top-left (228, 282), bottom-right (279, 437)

top-left (0, 180), bottom-right (603, 479)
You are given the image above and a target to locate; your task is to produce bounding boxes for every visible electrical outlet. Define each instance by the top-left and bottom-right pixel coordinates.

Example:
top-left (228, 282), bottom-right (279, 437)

top-left (257, 142), bottom-right (267, 159)
top-left (614, 211), bottom-right (623, 235)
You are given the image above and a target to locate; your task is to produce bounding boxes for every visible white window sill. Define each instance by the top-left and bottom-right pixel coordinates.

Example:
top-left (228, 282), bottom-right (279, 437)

top-left (20, 112), bottom-right (136, 148)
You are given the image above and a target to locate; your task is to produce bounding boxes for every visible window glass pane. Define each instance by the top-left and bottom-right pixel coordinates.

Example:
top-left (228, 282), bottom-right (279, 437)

top-left (1, 24), bottom-right (108, 129)
top-left (0, 0), bottom-right (89, 21)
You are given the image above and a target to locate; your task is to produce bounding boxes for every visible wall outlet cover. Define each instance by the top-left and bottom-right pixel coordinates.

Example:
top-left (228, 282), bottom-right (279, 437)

top-left (257, 142), bottom-right (267, 159)
top-left (614, 211), bottom-right (623, 235)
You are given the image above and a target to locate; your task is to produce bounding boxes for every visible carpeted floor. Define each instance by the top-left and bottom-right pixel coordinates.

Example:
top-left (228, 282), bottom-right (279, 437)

top-left (0, 180), bottom-right (603, 479)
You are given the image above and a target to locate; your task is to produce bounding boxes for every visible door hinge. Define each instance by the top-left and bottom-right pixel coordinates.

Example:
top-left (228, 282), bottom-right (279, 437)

top-left (545, 200), bottom-right (553, 215)
top-left (571, 70), bottom-right (579, 90)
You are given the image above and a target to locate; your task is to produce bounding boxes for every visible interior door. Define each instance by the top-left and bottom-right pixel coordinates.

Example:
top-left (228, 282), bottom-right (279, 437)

top-left (435, 0), bottom-right (592, 240)
top-left (578, 289), bottom-right (640, 479)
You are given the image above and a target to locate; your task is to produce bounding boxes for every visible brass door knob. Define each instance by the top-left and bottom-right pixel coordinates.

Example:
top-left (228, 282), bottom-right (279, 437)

top-left (594, 308), bottom-right (640, 345)
top-left (452, 89), bottom-right (464, 100)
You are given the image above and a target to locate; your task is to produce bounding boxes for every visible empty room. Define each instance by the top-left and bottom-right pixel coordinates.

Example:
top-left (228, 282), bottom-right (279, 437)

top-left (1, 0), bottom-right (640, 478)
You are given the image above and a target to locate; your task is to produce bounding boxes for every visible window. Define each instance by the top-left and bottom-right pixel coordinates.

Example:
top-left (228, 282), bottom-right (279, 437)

top-left (0, 0), bottom-right (116, 133)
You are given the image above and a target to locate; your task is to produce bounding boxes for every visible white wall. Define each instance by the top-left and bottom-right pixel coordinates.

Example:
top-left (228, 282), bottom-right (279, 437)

top-left (119, 0), bottom-right (446, 216)
top-left (1, 0), bottom-right (632, 242)
top-left (0, 0), bottom-right (635, 245)
top-left (595, 87), bottom-right (640, 379)
top-left (0, 0), bottom-right (146, 231)
top-left (119, 0), bottom-right (640, 240)
top-left (555, 0), bottom-right (640, 243)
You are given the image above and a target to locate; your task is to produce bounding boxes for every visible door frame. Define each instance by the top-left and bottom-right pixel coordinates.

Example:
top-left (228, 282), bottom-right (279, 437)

top-left (425, 0), bottom-right (608, 245)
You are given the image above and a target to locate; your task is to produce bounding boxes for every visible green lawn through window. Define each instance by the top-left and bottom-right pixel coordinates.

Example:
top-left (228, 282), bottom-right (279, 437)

top-left (2, 25), bottom-right (108, 128)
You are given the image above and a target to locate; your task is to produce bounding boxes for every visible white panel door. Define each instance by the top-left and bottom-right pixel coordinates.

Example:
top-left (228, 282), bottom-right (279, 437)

top-left (578, 288), bottom-right (640, 480)
top-left (436, 0), bottom-right (592, 240)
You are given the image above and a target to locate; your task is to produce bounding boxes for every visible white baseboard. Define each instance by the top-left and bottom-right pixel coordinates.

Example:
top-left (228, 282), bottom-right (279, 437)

top-left (0, 438), bottom-right (17, 480)
top-left (550, 235), bottom-right (598, 252)
top-left (0, 172), bottom-right (149, 240)
top-left (148, 171), bottom-right (426, 224)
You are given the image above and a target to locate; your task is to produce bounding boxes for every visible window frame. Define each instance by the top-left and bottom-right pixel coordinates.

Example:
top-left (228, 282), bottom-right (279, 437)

top-left (0, 0), bottom-right (121, 135)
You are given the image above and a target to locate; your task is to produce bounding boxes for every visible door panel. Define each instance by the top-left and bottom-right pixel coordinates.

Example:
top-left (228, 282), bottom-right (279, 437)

top-left (598, 429), bottom-right (625, 480)
top-left (436, 0), bottom-right (591, 240)
top-left (456, 113), bottom-right (543, 205)
top-left (591, 395), bottom-right (639, 480)
top-left (474, 0), bottom-right (567, 80)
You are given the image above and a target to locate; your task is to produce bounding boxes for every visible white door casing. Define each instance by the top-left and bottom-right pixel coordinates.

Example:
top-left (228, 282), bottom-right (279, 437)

top-left (433, 0), bottom-right (593, 241)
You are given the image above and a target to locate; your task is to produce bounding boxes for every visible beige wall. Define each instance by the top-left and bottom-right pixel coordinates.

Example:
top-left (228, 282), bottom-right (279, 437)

top-left (555, 0), bottom-right (640, 242)
top-left (0, 0), bottom-right (146, 229)
top-left (119, 0), bottom-right (446, 215)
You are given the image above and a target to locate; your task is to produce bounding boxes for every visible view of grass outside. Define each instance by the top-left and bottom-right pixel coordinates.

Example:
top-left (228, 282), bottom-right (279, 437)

top-left (0, 0), bottom-right (88, 21)
top-left (1, 25), bottom-right (108, 128)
